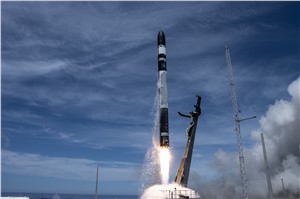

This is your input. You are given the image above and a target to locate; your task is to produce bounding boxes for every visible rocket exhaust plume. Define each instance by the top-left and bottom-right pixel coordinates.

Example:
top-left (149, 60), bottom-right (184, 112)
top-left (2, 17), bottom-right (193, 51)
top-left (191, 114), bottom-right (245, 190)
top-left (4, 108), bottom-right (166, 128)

top-left (159, 148), bottom-right (171, 185)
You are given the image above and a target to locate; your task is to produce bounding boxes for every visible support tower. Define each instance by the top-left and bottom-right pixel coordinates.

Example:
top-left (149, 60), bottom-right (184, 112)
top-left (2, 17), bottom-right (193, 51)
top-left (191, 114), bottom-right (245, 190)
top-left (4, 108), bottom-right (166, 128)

top-left (175, 96), bottom-right (202, 187)
top-left (225, 46), bottom-right (248, 199)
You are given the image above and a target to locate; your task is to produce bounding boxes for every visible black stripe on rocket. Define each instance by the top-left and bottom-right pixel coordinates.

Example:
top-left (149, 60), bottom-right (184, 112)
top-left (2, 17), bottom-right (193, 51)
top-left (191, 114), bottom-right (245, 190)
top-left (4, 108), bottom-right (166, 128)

top-left (157, 31), bottom-right (169, 148)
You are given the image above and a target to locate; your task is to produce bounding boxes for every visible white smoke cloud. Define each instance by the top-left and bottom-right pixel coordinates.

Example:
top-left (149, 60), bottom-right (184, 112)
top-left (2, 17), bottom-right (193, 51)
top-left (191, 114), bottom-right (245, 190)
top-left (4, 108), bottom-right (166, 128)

top-left (192, 77), bottom-right (300, 198)
top-left (140, 183), bottom-right (200, 199)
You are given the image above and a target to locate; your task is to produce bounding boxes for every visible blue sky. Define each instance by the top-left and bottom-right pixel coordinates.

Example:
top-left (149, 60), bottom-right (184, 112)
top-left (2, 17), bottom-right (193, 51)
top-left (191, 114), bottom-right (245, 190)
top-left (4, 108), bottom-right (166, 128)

top-left (1, 1), bottom-right (299, 196)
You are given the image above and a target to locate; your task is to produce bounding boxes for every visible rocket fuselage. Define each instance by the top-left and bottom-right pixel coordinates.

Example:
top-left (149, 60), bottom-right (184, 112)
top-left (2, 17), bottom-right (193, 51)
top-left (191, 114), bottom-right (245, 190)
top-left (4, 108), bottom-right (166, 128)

top-left (157, 31), bottom-right (169, 148)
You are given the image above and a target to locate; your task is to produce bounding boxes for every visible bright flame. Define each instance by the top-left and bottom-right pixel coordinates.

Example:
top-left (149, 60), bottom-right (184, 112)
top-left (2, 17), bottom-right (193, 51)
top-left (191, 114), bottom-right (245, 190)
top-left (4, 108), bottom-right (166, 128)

top-left (159, 148), bottom-right (170, 185)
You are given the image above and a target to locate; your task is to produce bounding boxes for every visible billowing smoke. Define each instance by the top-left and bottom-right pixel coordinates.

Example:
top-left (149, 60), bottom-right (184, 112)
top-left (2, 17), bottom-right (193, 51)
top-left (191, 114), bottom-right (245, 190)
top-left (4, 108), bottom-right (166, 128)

top-left (191, 77), bottom-right (300, 198)
top-left (141, 183), bottom-right (200, 199)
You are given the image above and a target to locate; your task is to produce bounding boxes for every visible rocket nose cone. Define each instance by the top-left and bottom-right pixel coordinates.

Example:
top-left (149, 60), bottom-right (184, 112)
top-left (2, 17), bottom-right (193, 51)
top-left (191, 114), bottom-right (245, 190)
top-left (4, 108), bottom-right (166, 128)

top-left (157, 31), bottom-right (166, 46)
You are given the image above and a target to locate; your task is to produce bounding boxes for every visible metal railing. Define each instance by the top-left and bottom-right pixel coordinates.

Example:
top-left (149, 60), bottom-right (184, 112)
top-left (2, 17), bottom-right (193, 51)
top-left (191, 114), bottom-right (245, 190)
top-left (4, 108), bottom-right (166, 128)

top-left (160, 189), bottom-right (200, 199)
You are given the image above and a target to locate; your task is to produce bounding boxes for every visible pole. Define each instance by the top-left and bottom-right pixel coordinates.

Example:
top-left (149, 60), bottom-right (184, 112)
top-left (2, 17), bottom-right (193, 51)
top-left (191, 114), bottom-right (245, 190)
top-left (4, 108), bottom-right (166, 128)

top-left (95, 166), bottom-right (99, 199)
top-left (225, 46), bottom-right (249, 199)
top-left (261, 133), bottom-right (273, 198)
top-left (281, 177), bottom-right (285, 199)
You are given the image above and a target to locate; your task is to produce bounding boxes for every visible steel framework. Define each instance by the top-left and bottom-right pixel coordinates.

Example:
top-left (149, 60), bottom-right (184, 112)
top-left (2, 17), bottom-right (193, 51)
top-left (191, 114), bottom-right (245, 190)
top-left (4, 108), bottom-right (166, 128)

top-left (225, 46), bottom-right (248, 199)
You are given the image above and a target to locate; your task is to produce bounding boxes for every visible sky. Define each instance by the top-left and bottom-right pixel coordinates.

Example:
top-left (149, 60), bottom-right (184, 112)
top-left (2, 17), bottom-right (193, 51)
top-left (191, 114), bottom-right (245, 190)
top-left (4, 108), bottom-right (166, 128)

top-left (1, 1), bottom-right (299, 197)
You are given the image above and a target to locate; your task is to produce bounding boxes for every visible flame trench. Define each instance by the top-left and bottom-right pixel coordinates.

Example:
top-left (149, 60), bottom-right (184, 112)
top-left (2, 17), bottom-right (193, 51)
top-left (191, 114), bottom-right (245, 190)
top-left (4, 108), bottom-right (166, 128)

top-left (159, 148), bottom-right (170, 185)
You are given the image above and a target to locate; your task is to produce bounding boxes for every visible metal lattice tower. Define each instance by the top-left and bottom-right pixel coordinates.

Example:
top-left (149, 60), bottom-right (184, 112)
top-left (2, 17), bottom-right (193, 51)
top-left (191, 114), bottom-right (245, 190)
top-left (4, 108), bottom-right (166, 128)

top-left (225, 45), bottom-right (248, 199)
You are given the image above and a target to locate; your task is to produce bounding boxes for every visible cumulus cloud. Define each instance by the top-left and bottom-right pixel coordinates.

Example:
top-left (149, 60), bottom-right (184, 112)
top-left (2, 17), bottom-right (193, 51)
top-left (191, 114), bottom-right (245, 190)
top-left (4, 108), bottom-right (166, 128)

top-left (191, 77), bottom-right (300, 198)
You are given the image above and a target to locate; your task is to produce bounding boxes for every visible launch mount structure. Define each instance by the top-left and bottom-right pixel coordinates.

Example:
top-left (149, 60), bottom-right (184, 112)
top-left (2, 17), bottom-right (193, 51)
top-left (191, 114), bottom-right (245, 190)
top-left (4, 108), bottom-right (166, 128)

top-left (225, 46), bottom-right (256, 199)
top-left (175, 96), bottom-right (202, 187)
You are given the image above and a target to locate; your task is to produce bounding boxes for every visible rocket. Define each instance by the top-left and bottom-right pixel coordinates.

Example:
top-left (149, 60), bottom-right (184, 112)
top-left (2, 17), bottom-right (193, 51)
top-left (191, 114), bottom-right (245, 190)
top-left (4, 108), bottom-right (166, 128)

top-left (157, 31), bottom-right (169, 148)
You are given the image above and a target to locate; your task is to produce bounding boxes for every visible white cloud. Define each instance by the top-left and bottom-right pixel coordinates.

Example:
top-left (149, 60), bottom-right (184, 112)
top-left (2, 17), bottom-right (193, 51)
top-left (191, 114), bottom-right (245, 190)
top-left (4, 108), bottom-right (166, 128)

top-left (2, 150), bottom-right (141, 182)
top-left (2, 60), bottom-right (67, 77)
top-left (190, 77), bottom-right (300, 198)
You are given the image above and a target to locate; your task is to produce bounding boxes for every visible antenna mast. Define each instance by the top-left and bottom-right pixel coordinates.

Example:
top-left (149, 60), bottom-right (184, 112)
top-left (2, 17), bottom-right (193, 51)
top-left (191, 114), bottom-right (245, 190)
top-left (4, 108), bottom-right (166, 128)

top-left (261, 133), bottom-right (274, 198)
top-left (95, 166), bottom-right (99, 199)
top-left (225, 46), bottom-right (254, 199)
